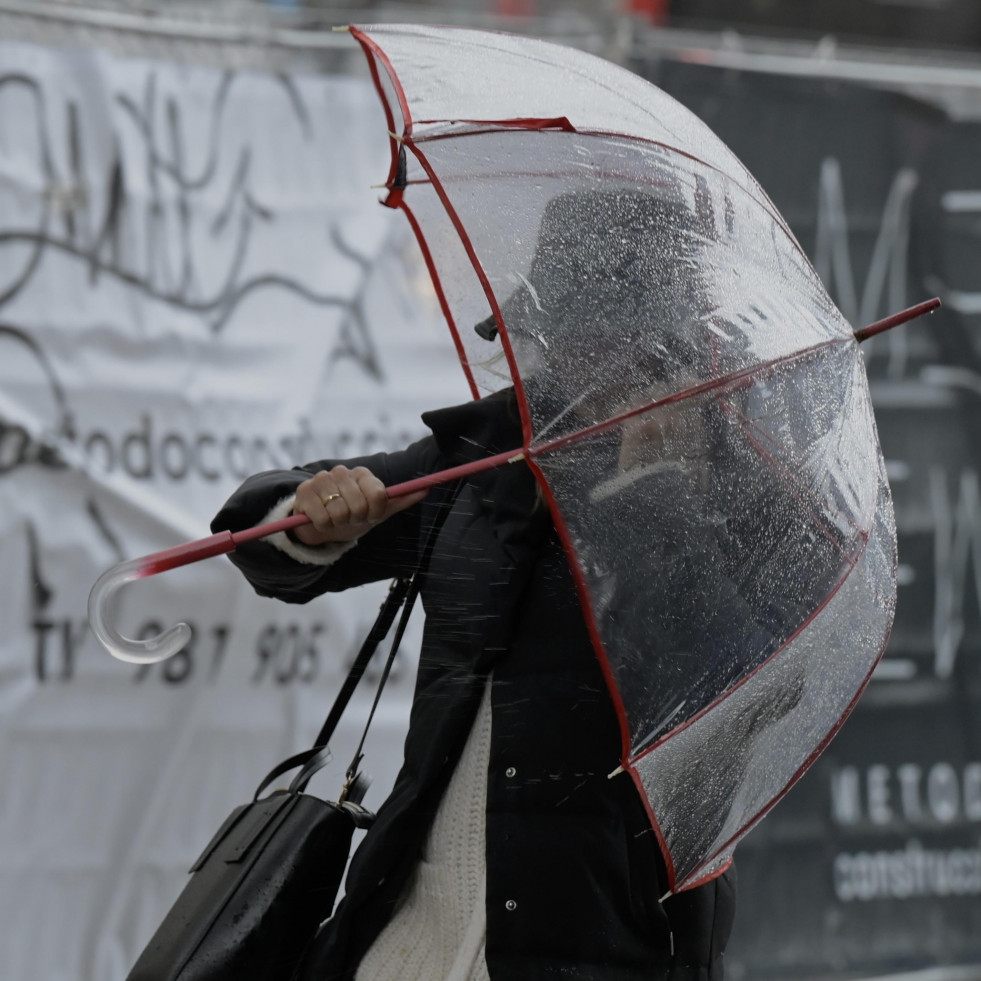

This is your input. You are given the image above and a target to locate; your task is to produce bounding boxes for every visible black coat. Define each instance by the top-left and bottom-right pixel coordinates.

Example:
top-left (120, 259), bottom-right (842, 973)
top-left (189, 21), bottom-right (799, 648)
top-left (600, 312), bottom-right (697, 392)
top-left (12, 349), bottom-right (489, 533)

top-left (212, 390), bottom-right (736, 981)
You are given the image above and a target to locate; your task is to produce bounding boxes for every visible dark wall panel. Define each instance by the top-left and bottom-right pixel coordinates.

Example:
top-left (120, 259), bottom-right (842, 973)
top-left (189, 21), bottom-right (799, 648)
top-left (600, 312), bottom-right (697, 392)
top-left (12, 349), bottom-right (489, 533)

top-left (632, 55), bottom-right (981, 978)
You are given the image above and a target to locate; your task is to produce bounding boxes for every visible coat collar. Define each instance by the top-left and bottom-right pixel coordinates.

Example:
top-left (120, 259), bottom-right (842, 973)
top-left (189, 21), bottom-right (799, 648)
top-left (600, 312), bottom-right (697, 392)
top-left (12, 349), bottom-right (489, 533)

top-left (421, 388), bottom-right (523, 466)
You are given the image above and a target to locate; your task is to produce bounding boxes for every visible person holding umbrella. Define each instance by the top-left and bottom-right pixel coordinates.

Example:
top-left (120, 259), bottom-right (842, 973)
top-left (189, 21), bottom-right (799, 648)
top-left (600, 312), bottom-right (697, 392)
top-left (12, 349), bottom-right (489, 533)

top-left (211, 396), bottom-right (737, 981)
top-left (91, 26), bottom-right (912, 981)
top-left (211, 190), bottom-right (740, 981)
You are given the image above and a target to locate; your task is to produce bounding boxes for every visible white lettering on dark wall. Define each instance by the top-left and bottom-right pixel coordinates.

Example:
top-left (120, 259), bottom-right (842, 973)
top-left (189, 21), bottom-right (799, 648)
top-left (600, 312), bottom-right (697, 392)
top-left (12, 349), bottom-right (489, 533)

top-left (814, 158), bottom-right (918, 378)
top-left (810, 161), bottom-right (981, 686)
top-left (933, 188), bottom-right (981, 315)
top-left (930, 466), bottom-right (981, 680)
top-left (834, 839), bottom-right (981, 901)
top-left (831, 763), bottom-right (981, 828)
top-left (868, 462), bottom-right (981, 685)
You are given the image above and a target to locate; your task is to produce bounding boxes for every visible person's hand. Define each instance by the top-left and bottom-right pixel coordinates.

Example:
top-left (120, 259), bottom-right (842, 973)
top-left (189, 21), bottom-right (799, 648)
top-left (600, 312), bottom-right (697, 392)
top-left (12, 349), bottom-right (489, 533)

top-left (618, 382), bottom-right (702, 472)
top-left (290, 465), bottom-right (427, 547)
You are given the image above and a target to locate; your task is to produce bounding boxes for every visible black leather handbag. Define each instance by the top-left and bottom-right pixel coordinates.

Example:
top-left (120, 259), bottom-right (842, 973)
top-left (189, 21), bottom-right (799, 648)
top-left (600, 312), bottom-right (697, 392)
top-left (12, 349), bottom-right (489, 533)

top-left (125, 785), bottom-right (371, 981)
top-left (125, 489), bottom-right (456, 981)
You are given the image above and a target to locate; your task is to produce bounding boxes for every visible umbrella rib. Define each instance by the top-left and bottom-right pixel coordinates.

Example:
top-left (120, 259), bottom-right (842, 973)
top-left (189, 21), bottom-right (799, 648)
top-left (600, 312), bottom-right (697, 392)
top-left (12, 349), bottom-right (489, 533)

top-left (395, 134), bottom-right (536, 443)
top-left (350, 27), bottom-right (407, 192)
top-left (527, 336), bottom-right (849, 458)
top-left (399, 199), bottom-right (481, 399)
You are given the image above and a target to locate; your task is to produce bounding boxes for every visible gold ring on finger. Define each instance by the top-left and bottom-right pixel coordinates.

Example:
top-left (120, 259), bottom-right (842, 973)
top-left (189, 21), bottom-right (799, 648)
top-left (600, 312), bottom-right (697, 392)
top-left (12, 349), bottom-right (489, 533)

top-left (321, 493), bottom-right (342, 506)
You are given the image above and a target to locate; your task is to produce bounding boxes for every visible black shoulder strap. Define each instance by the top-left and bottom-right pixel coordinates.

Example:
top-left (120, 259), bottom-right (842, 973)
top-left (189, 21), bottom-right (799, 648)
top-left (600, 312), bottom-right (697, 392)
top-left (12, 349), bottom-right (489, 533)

top-left (313, 576), bottom-right (411, 751)
top-left (254, 484), bottom-right (459, 801)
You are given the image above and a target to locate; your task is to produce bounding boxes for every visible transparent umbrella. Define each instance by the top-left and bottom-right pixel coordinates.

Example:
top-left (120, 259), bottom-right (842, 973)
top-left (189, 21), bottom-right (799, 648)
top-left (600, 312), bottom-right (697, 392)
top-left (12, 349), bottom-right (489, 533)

top-left (347, 23), bottom-right (918, 892)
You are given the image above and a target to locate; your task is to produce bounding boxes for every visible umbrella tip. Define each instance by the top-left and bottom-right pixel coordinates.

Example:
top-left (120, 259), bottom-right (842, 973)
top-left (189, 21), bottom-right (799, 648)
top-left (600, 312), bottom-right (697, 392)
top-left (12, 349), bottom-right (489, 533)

top-left (854, 297), bottom-right (941, 343)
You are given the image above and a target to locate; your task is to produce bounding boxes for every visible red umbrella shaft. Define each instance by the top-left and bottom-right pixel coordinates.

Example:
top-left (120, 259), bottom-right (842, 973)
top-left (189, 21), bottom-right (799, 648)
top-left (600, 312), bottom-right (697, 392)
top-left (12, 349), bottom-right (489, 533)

top-left (853, 297), bottom-right (940, 342)
top-left (139, 448), bottom-right (526, 577)
top-left (231, 447), bottom-right (524, 546)
top-left (138, 298), bottom-right (942, 577)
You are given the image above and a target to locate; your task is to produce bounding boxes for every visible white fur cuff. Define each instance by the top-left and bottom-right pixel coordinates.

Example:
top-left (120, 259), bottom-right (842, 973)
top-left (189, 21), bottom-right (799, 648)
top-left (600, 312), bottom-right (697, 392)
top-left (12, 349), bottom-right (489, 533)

top-left (261, 494), bottom-right (359, 566)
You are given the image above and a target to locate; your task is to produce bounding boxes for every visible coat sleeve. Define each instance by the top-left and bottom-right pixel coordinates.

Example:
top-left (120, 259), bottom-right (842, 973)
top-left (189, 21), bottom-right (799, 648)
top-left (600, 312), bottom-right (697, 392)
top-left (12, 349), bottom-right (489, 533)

top-left (210, 435), bottom-right (446, 604)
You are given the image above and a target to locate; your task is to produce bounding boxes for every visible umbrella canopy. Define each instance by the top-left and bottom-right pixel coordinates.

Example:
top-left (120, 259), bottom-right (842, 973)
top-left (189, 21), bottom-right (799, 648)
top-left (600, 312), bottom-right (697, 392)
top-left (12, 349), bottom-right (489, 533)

top-left (350, 24), bottom-right (898, 892)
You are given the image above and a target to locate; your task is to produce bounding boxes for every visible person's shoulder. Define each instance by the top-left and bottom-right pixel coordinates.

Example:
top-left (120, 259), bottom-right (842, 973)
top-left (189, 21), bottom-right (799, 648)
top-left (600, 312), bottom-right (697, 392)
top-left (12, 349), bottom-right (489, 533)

top-left (421, 388), bottom-right (520, 462)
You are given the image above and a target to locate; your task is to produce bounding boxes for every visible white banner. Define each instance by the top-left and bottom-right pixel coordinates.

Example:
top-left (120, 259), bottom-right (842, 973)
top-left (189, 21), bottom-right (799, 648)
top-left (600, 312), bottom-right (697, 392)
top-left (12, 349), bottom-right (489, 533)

top-left (0, 37), bottom-right (470, 981)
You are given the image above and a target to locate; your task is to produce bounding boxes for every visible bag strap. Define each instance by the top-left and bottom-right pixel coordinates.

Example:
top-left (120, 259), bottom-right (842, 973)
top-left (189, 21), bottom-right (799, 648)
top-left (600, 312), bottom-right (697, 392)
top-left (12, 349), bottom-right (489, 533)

top-left (306, 484), bottom-right (457, 799)
top-left (314, 575), bottom-right (412, 751)
top-left (283, 576), bottom-right (422, 799)
top-left (336, 569), bottom-right (422, 799)
top-left (253, 577), bottom-right (411, 801)
top-left (254, 483), bottom-right (459, 801)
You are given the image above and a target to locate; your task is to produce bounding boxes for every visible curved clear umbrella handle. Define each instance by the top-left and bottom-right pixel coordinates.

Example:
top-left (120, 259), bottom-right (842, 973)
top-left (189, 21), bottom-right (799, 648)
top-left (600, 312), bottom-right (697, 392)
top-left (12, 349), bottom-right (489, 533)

top-left (88, 557), bottom-right (194, 664)
top-left (87, 531), bottom-right (243, 664)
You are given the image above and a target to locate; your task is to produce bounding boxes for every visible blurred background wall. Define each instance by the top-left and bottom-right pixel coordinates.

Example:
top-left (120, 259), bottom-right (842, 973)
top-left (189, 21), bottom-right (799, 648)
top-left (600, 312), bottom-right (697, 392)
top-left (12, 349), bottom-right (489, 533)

top-left (2, 2), bottom-right (981, 980)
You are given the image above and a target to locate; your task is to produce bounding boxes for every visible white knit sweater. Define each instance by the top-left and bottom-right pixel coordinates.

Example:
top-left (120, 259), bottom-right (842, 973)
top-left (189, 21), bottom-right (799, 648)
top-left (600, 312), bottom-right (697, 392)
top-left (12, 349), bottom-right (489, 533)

top-left (354, 682), bottom-right (493, 981)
